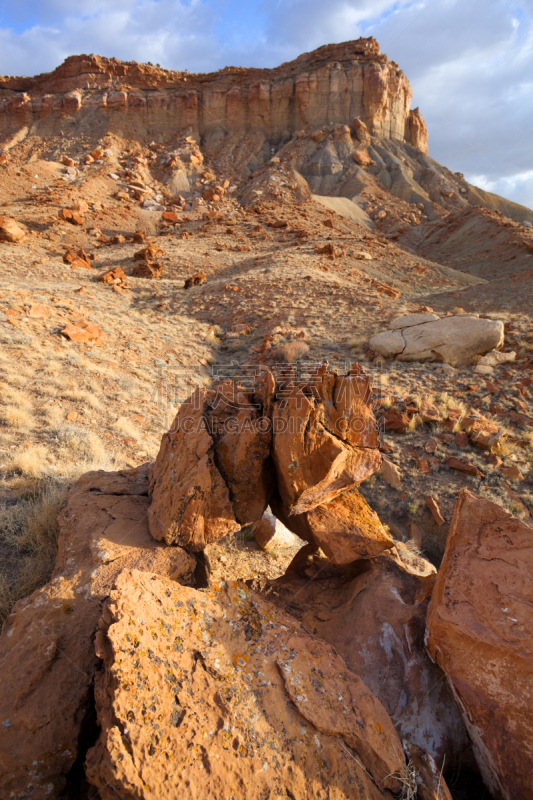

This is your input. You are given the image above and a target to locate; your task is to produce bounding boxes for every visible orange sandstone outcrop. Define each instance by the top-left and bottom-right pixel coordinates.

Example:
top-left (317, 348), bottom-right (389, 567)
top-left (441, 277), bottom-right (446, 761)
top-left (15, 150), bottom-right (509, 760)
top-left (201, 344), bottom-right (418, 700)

top-left (86, 569), bottom-right (406, 799)
top-left (426, 490), bottom-right (533, 800)
top-left (0, 467), bottom-right (195, 799)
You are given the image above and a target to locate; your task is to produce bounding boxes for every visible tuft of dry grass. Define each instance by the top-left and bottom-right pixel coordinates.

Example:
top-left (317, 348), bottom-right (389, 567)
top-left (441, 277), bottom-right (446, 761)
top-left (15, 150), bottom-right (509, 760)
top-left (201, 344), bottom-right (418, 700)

top-left (407, 413), bottom-right (423, 432)
top-left (0, 481), bottom-right (68, 623)
top-left (272, 340), bottom-right (310, 363)
top-left (112, 417), bottom-right (144, 442)
top-left (1, 405), bottom-right (33, 430)
top-left (9, 445), bottom-right (48, 477)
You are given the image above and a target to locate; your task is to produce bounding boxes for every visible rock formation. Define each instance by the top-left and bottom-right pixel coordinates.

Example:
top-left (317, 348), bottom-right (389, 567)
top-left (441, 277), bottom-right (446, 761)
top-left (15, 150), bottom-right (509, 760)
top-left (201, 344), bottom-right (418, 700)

top-left (0, 466), bottom-right (195, 799)
top-left (86, 569), bottom-right (405, 799)
top-left (426, 490), bottom-right (533, 800)
top-left (0, 39), bottom-right (426, 152)
top-left (370, 313), bottom-right (504, 365)
top-left (148, 363), bottom-right (385, 559)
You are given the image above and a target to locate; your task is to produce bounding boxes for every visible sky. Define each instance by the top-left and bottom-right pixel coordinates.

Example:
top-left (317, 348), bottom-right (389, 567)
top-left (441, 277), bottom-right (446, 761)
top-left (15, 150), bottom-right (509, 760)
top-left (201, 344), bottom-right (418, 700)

top-left (0, 0), bottom-right (532, 209)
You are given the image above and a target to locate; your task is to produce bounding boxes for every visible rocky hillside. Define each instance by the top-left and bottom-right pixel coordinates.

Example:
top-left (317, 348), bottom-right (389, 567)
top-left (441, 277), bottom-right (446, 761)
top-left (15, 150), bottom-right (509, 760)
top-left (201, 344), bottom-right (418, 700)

top-left (0, 37), bottom-right (532, 800)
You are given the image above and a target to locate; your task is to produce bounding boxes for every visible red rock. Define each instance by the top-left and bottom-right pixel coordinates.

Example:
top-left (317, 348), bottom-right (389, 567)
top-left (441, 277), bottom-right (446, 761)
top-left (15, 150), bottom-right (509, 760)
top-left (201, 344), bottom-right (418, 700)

top-left (86, 570), bottom-right (404, 799)
top-left (379, 408), bottom-right (409, 432)
top-left (295, 488), bottom-right (394, 565)
top-left (500, 464), bottom-right (524, 481)
top-left (70, 199), bottom-right (88, 213)
top-left (61, 317), bottom-right (103, 344)
top-left (63, 247), bottom-right (92, 270)
top-left (487, 453), bottom-right (503, 467)
top-left (0, 467), bottom-right (195, 798)
top-left (149, 377), bottom-right (276, 548)
top-left (461, 412), bottom-right (498, 435)
top-left (419, 402), bottom-right (441, 424)
top-left (0, 216), bottom-right (26, 242)
top-left (184, 270), bottom-right (207, 288)
top-left (161, 210), bottom-right (178, 222)
top-left (426, 490), bottom-right (533, 799)
top-left (353, 149), bottom-right (374, 166)
top-left (98, 266), bottom-right (127, 285)
top-left (426, 495), bottom-right (445, 525)
top-left (454, 431), bottom-right (469, 448)
top-left (470, 429), bottom-right (501, 451)
top-left (425, 437), bottom-right (438, 453)
top-left (273, 364), bottom-right (381, 514)
top-left (58, 208), bottom-right (83, 225)
top-left (446, 456), bottom-right (484, 478)
top-left (66, 411), bottom-right (77, 421)
top-left (379, 456), bottom-right (401, 488)
top-left (131, 260), bottom-right (164, 278)
top-left (28, 303), bottom-right (49, 318)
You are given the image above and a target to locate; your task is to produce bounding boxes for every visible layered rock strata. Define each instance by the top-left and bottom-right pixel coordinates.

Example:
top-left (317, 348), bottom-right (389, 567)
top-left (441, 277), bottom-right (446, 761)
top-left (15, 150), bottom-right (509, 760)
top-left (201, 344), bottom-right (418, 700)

top-left (0, 38), bottom-right (427, 151)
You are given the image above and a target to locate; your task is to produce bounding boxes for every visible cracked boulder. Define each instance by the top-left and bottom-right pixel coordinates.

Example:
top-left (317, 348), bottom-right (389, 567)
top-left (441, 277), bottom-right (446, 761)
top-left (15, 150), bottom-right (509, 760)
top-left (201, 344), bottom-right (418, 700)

top-left (273, 363), bottom-right (381, 515)
top-left (426, 490), bottom-right (533, 800)
top-left (148, 374), bottom-right (276, 549)
top-left (267, 544), bottom-right (469, 767)
top-left (86, 569), bottom-right (405, 800)
top-left (370, 314), bottom-right (504, 365)
top-left (271, 487), bottom-right (394, 564)
top-left (0, 466), bottom-right (195, 800)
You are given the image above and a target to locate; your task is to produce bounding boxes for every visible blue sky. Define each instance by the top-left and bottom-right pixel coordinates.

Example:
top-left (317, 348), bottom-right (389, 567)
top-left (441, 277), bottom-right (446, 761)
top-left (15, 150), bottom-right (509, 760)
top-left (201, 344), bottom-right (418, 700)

top-left (0, 0), bottom-right (532, 209)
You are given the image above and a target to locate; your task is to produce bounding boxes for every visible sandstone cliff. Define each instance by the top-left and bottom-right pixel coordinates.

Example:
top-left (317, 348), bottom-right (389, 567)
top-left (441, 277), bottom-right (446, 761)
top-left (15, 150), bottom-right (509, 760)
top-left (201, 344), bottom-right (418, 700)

top-left (0, 38), bottom-right (427, 152)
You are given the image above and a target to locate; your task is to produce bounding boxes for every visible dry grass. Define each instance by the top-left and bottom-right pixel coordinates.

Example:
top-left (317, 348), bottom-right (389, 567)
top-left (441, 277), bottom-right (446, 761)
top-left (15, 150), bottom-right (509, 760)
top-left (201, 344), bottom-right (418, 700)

top-left (272, 340), bottom-right (310, 363)
top-left (0, 481), bottom-right (68, 623)
top-left (407, 413), bottom-right (423, 432)
top-left (1, 405), bottom-right (33, 430)
top-left (61, 389), bottom-right (103, 410)
top-left (9, 445), bottom-right (48, 477)
top-left (112, 417), bottom-right (144, 442)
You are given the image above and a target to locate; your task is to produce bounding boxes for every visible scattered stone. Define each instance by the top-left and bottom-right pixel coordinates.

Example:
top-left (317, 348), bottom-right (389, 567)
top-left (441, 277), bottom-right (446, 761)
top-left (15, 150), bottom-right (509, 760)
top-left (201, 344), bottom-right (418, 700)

top-left (28, 303), bottom-right (49, 319)
top-left (379, 456), bottom-right (401, 488)
top-left (500, 465), bottom-right (524, 481)
top-left (131, 261), bottom-right (164, 279)
top-left (61, 317), bottom-right (104, 345)
top-left (426, 495), bottom-right (445, 525)
top-left (454, 431), bottom-right (469, 448)
top-left (58, 208), bottom-right (84, 225)
top-left (0, 216), bottom-right (26, 243)
top-left (446, 456), bottom-right (484, 477)
top-left (379, 408), bottom-right (409, 432)
top-left (184, 270), bottom-right (207, 289)
top-left (63, 247), bottom-right (92, 270)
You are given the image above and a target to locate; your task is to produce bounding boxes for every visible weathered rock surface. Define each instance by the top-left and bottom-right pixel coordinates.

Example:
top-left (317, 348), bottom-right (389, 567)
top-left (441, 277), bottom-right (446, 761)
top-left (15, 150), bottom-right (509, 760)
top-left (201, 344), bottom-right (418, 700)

top-left (426, 490), bottom-right (533, 800)
top-left (0, 39), bottom-right (425, 153)
top-left (0, 467), bottom-right (195, 799)
top-left (148, 376), bottom-right (275, 549)
top-left (370, 315), bottom-right (504, 365)
top-left (0, 215), bottom-right (26, 242)
top-left (273, 363), bottom-right (381, 514)
top-left (269, 546), bottom-right (469, 766)
top-left (86, 569), bottom-right (405, 799)
top-left (273, 488), bottom-right (395, 565)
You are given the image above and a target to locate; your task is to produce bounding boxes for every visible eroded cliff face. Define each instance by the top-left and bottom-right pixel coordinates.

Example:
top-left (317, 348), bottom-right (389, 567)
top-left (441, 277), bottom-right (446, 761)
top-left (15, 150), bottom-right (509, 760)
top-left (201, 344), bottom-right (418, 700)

top-left (0, 38), bottom-right (427, 152)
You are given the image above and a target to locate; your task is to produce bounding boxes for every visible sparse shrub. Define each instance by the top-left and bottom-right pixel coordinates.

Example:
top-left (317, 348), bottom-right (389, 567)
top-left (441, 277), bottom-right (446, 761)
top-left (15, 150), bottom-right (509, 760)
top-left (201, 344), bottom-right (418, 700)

top-left (9, 445), bottom-right (48, 477)
top-left (1, 405), bottom-right (33, 430)
top-left (272, 341), bottom-right (310, 363)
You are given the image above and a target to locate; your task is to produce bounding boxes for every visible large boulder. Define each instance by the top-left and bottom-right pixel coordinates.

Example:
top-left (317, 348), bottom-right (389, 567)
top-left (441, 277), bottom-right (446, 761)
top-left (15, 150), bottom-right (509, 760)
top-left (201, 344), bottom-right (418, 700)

top-left (0, 467), bottom-right (195, 799)
top-left (268, 545), bottom-right (469, 766)
top-left (426, 490), bottom-right (533, 800)
top-left (86, 569), bottom-right (405, 799)
top-left (370, 314), bottom-right (504, 365)
top-left (148, 374), bottom-right (276, 549)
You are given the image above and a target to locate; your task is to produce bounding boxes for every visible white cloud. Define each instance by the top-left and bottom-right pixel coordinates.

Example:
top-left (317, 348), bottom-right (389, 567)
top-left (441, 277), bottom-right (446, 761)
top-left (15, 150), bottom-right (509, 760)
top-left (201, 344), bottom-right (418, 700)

top-left (0, 0), bottom-right (531, 209)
